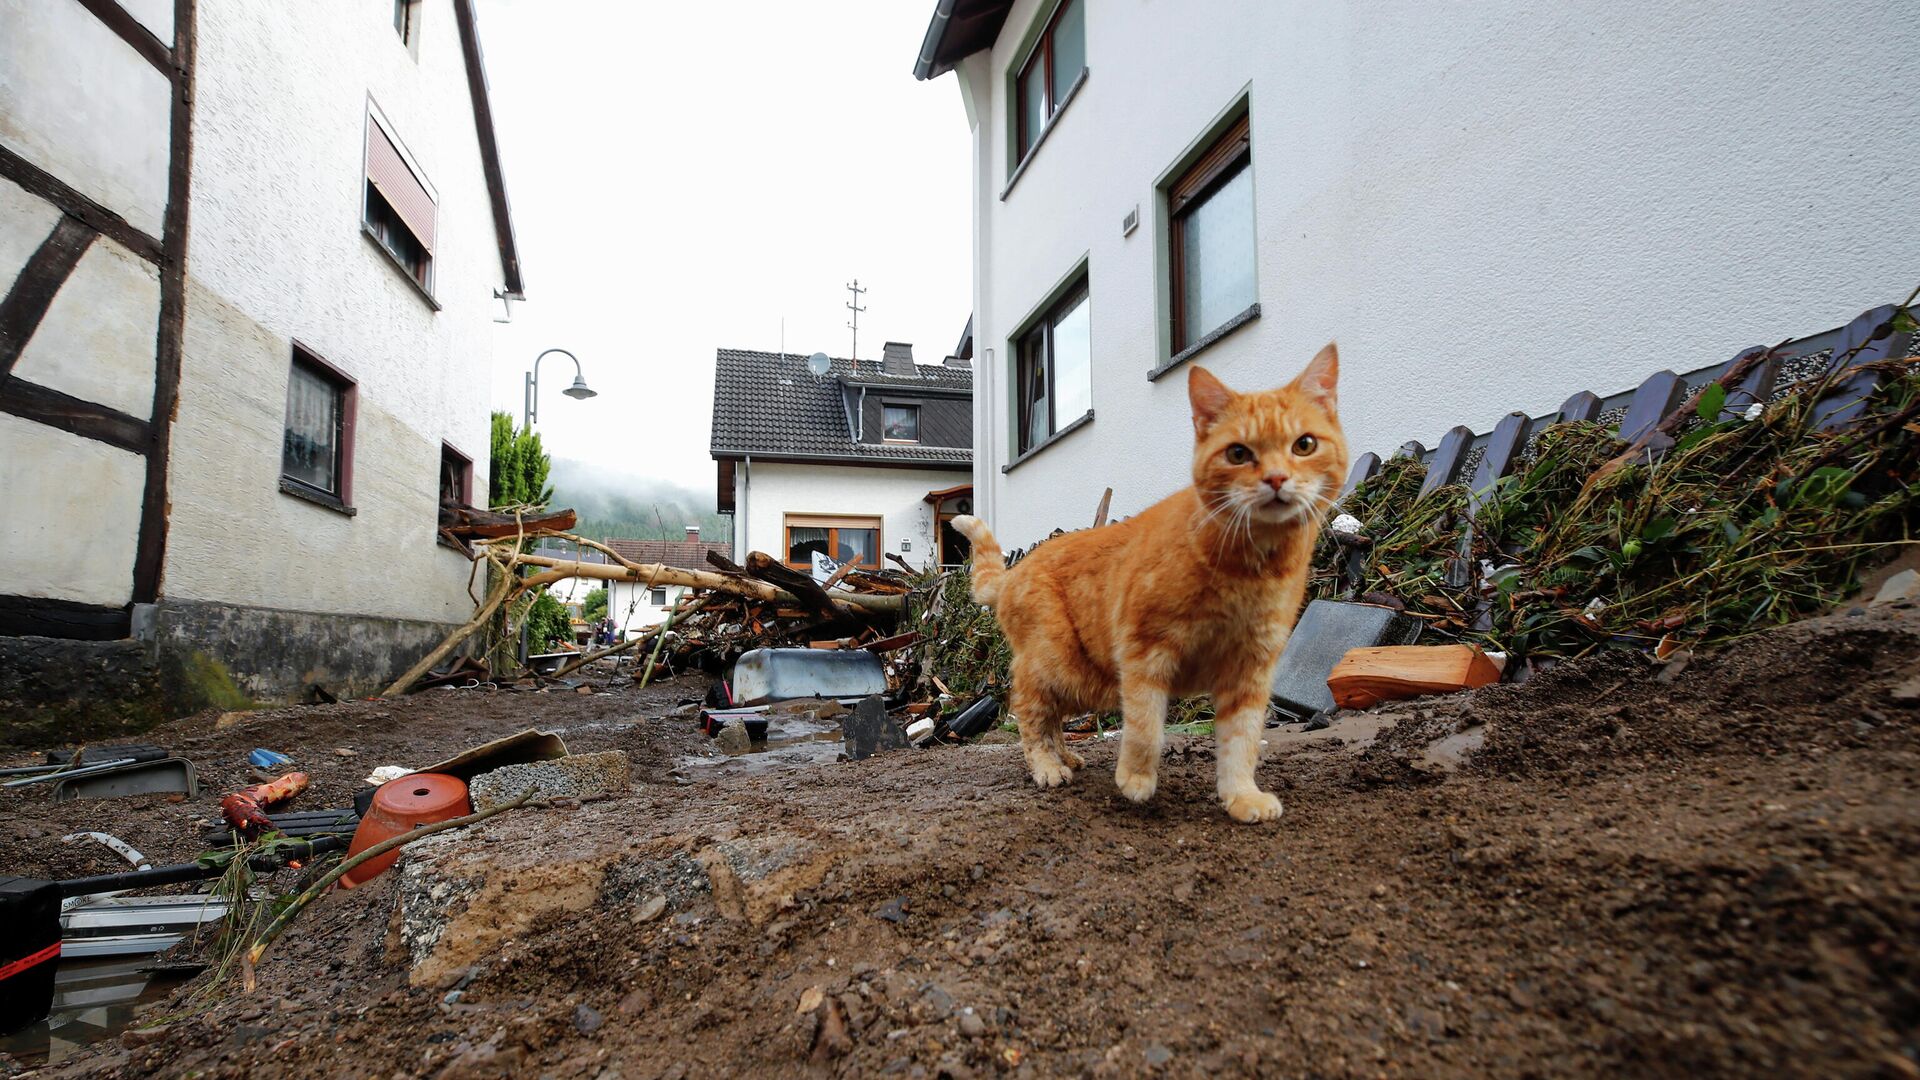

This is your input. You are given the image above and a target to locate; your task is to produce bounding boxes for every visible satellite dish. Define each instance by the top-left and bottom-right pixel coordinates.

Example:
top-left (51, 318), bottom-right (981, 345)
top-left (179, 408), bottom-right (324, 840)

top-left (806, 352), bottom-right (832, 377)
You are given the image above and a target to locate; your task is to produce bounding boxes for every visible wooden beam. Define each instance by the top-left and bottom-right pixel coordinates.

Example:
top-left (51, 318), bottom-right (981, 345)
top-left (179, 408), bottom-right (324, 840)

top-left (0, 144), bottom-right (164, 265)
top-left (0, 376), bottom-right (153, 454)
top-left (1418, 426), bottom-right (1475, 501)
top-left (0, 217), bottom-right (96, 376)
top-left (73, 0), bottom-right (174, 76)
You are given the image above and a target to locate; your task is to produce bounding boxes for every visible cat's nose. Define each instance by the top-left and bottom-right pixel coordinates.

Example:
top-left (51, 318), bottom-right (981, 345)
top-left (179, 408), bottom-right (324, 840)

top-left (1263, 473), bottom-right (1289, 493)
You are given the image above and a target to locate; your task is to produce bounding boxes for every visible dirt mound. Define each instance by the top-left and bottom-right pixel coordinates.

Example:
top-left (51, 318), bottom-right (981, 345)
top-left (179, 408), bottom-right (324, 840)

top-left (10, 608), bottom-right (1920, 1078)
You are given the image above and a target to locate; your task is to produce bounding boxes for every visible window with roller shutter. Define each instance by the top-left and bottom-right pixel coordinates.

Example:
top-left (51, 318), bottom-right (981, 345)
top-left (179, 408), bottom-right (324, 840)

top-left (362, 110), bottom-right (437, 296)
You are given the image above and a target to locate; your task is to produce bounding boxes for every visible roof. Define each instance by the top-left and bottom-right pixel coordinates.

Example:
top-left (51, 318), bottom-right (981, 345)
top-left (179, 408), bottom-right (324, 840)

top-left (451, 0), bottom-right (525, 298)
top-left (710, 349), bottom-right (973, 467)
top-left (913, 0), bottom-right (1018, 80)
top-left (605, 538), bottom-right (734, 573)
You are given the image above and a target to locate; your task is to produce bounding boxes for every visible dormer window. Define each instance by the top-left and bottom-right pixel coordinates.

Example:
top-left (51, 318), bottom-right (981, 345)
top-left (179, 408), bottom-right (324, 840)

top-left (883, 403), bottom-right (920, 443)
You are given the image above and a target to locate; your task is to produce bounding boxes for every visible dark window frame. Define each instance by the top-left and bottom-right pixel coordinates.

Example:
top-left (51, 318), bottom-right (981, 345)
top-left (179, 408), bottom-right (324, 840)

top-left (280, 341), bottom-right (357, 513)
top-left (393, 0), bottom-right (417, 44)
top-left (783, 514), bottom-right (884, 572)
top-left (438, 441), bottom-right (473, 508)
top-left (1015, 278), bottom-right (1092, 456)
top-left (881, 402), bottom-right (921, 444)
top-left (362, 109), bottom-right (438, 303)
top-left (1168, 113), bottom-right (1253, 354)
top-left (1013, 0), bottom-right (1084, 166)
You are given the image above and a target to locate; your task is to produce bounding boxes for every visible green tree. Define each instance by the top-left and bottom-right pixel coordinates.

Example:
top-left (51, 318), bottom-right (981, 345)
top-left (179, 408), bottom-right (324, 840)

top-left (489, 411), bottom-right (553, 508)
top-left (525, 590), bottom-right (573, 650)
top-left (582, 587), bottom-right (608, 623)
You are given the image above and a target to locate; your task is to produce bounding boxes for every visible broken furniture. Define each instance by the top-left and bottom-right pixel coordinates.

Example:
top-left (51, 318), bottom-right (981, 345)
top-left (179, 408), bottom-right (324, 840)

top-left (731, 647), bottom-right (888, 706)
top-left (1327, 644), bottom-right (1504, 708)
top-left (1269, 600), bottom-right (1423, 721)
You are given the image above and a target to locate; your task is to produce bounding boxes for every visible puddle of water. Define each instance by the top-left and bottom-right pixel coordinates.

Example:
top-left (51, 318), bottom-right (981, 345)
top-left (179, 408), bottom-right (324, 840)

top-left (682, 712), bottom-right (848, 775)
top-left (0, 957), bottom-right (198, 1066)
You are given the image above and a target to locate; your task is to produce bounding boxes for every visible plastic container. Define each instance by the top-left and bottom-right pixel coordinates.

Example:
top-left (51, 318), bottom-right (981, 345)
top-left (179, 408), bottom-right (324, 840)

top-left (338, 773), bottom-right (470, 889)
top-left (730, 648), bottom-right (886, 706)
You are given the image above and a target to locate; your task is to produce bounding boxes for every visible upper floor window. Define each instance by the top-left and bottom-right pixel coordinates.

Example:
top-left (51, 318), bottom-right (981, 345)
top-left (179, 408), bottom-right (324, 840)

top-left (883, 404), bottom-right (920, 443)
top-left (1016, 279), bottom-right (1092, 455)
top-left (393, 0), bottom-right (419, 47)
top-left (1169, 113), bottom-right (1255, 353)
top-left (364, 113), bottom-right (437, 296)
top-left (1014, 0), bottom-right (1086, 164)
top-left (282, 343), bottom-right (356, 512)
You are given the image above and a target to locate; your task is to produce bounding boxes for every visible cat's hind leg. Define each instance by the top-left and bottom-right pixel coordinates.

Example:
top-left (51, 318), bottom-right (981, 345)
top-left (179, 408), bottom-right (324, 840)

top-left (1212, 677), bottom-right (1282, 823)
top-left (1011, 677), bottom-right (1074, 788)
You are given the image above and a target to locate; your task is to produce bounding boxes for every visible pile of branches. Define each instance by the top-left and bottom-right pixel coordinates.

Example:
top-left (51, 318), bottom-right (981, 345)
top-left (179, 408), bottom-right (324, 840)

top-left (1313, 362), bottom-right (1920, 661)
top-left (669, 551), bottom-right (914, 674)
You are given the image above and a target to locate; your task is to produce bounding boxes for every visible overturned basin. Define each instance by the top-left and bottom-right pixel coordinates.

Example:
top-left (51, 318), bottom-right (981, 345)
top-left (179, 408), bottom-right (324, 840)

top-left (731, 648), bottom-right (885, 706)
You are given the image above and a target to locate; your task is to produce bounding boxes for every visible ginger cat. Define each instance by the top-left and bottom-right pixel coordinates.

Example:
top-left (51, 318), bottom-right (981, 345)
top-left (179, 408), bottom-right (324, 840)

top-left (952, 344), bottom-right (1346, 823)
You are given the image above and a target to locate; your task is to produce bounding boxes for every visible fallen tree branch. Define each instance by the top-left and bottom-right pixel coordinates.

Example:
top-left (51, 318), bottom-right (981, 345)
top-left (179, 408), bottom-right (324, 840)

top-left (509, 553), bottom-right (902, 613)
top-left (548, 596), bottom-right (709, 682)
top-left (745, 551), bottom-right (841, 622)
top-left (242, 788), bottom-right (538, 988)
top-left (381, 555), bottom-right (516, 697)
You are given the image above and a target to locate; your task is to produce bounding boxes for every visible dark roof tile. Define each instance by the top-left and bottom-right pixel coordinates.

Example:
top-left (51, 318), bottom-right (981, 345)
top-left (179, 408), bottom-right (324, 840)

top-left (710, 348), bottom-right (972, 466)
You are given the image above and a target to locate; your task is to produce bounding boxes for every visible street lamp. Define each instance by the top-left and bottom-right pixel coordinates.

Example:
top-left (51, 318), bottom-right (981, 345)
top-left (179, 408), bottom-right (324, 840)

top-left (523, 347), bottom-right (596, 426)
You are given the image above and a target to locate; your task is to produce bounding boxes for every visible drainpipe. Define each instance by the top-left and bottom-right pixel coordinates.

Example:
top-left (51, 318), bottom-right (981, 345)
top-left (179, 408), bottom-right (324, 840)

top-left (740, 454), bottom-right (752, 561)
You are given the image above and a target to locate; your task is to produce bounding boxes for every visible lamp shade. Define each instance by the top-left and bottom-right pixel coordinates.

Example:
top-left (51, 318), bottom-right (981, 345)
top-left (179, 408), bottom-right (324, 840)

top-left (562, 375), bottom-right (597, 400)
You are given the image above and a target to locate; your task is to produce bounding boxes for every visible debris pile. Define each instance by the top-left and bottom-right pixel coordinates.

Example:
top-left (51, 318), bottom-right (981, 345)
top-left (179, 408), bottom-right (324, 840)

top-left (1313, 363), bottom-right (1920, 663)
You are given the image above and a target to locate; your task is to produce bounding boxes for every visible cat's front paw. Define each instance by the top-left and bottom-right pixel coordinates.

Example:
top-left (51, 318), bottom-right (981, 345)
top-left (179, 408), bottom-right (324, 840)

top-left (1224, 790), bottom-right (1284, 823)
top-left (1114, 763), bottom-right (1157, 804)
top-left (1029, 756), bottom-right (1075, 788)
top-left (1058, 746), bottom-right (1086, 771)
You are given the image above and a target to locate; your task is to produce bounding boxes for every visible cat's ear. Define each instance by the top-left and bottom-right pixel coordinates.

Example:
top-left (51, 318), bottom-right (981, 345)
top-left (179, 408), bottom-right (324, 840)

top-left (1293, 342), bottom-right (1339, 412)
top-left (1188, 366), bottom-right (1237, 437)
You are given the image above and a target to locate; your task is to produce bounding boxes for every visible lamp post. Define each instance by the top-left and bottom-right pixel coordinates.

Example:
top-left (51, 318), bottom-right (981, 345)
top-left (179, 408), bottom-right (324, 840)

top-left (523, 347), bottom-right (596, 427)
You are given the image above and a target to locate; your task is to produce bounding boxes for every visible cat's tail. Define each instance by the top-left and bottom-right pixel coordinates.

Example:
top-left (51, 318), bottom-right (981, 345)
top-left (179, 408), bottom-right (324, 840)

top-left (951, 515), bottom-right (1007, 608)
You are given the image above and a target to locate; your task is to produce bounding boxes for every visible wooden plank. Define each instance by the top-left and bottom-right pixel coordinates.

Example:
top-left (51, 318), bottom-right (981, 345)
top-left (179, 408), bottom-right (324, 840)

top-left (1092, 487), bottom-right (1112, 527)
top-left (1618, 370), bottom-right (1684, 446)
top-left (744, 551), bottom-right (842, 622)
top-left (0, 594), bottom-right (130, 641)
top-left (1810, 305), bottom-right (1905, 430)
top-left (73, 0), bottom-right (174, 75)
top-left (1717, 346), bottom-right (1775, 420)
top-left (1392, 440), bottom-right (1425, 460)
top-left (1417, 426), bottom-right (1474, 500)
top-left (1554, 390), bottom-right (1601, 425)
top-left (0, 376), bottom-right (152, 454)
top-left (1340, 452), bottom-right (1381, 498)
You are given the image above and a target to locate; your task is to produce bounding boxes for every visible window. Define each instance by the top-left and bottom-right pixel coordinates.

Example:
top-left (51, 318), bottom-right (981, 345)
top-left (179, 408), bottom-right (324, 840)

top-left (882, 404), bottom-right (920, 443)
top-left (1169, 114), bottom-right (1256, 354)
top-left (1015, 281), bottom-right (1093, 454)
top-left (1013, 0), bottom-right (1085, 163)
top-left (785, 515), bottom-right (882, 570)
top-left (650, 587), bottom-right (668, 606)
top-left (281, 344), bottom-right (355, 509)
top-left (363, 114), bottom-right (436, 295)
top-left (439, 443), bottom-right (472, 508)
top-left (393, 0), bottom-right (417, 44)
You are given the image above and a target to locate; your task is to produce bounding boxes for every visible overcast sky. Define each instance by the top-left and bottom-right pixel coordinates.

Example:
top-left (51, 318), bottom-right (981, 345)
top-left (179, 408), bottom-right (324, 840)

top-left (477, 0), bottom-right (972, 487)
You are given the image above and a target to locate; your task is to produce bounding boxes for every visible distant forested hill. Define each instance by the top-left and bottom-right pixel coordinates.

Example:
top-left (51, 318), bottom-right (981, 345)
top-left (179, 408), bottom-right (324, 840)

top-left (547, 457), bottom-right (731, 543)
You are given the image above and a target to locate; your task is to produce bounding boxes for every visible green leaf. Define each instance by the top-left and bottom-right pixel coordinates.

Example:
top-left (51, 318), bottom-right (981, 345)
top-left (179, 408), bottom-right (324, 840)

top-left (1696, 383), bottom-right (1726, 421)
top-left (1893, 308), bottom-right (1919, 335)
top-left (1640, 517), bottom-right (1677, 542)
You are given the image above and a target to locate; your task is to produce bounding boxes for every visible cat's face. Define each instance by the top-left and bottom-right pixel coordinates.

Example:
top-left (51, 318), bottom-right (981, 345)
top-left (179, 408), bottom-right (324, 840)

top-left (1187, 344), bottom-right (1347, 531)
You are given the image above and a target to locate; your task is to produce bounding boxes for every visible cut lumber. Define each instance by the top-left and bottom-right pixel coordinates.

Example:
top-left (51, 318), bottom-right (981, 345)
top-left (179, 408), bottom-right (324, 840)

top-left (1327, 644), bottom-right (1501, 709)
top-left (439, 505), bottom-right (578, 539)
top-left (744, 551), bottom-right (841, 622)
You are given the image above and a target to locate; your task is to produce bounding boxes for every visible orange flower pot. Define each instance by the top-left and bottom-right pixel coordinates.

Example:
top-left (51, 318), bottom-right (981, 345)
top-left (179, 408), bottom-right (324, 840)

top-left (338, 773), bottom-right (471, 889)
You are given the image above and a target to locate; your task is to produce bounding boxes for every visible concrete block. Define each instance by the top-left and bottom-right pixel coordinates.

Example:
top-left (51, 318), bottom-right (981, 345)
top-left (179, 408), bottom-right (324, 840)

top-left (467, 751), bottom-right (630, 811)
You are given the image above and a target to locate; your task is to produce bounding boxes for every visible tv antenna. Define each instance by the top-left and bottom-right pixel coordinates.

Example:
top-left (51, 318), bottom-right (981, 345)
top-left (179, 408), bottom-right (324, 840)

top-left (845, 279), bottom-right (867, 363)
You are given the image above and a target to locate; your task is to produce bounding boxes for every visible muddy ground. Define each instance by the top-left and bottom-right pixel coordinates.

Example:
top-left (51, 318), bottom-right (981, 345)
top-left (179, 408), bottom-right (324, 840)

top-left (3, 606), bottom-right (1919, 1079)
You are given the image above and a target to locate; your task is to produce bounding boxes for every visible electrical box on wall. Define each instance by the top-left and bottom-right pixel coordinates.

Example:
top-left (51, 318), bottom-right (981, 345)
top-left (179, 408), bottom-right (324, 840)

top-left (1122, 205), bottom-right (1139, 237)
top-left (901, 539), bottom-right (912, 552)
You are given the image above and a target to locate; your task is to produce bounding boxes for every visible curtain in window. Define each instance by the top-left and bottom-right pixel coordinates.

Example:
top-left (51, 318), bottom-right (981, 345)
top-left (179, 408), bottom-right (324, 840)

top-left (837, 528), bottom-right (878, 567)
top-left (283, 364), bottom-right (339, 493)
top-left (788, 527), bottom-right (831, 565)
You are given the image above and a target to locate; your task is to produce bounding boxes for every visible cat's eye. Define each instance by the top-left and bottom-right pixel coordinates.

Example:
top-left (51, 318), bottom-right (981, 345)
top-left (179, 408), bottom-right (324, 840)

top-left (1292, 435), bottom-right (1319, 456)
top-left (1224, 444), bottom-right (1255, 465)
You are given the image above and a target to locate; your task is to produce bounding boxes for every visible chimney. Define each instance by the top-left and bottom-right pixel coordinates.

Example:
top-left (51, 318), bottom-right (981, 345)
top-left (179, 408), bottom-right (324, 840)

top-left (944, 354), bottom-right (970, 368)
top-left (881, 341), bottom-right (915, 377)
top-left (685, 525), bottom-right (700, 541)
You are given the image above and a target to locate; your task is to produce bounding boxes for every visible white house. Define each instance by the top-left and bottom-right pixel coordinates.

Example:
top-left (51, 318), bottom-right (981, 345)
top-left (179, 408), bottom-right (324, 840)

top-left (711, 342), bottom-right (976, 572)
top-left (1, 0), bottom-right (523, 724)
top-left (914, 0), bottom-right (1920, 548)
top-left (604, 530), bottom-right (734, 639)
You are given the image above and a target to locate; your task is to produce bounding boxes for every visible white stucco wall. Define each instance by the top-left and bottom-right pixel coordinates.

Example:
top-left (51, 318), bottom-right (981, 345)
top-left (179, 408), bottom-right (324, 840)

top-left (608, 580), bottom-right (693, 637)
top-left (0, 177), bottom-right (64, 298)
top-left (0, 414), bottom-right (145, 607)
top-left (0, 0), bottom-right (172, 238)
top-left (161, 0), bottom-right (504, 622)
top-left (958, 0), bottom-right (1920, 547)
top-left (12, 236), bottom-right (162, 420)
top-left (735, 461), bottom-right (970, 574)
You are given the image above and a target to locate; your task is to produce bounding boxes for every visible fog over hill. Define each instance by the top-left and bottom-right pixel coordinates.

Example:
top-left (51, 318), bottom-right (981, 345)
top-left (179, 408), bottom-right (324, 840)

top-left (547, 457), bottom-right (731, 544)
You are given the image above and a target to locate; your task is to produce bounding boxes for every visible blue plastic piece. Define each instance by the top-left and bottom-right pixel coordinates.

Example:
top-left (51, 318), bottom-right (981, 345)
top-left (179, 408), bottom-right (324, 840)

top-left (247, 749), bottom-right (293, 769)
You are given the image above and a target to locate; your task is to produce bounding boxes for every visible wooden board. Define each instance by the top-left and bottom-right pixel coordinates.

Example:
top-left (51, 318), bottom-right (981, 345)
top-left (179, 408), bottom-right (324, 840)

top-left (1327, 644), bottom-right (1501, 709)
